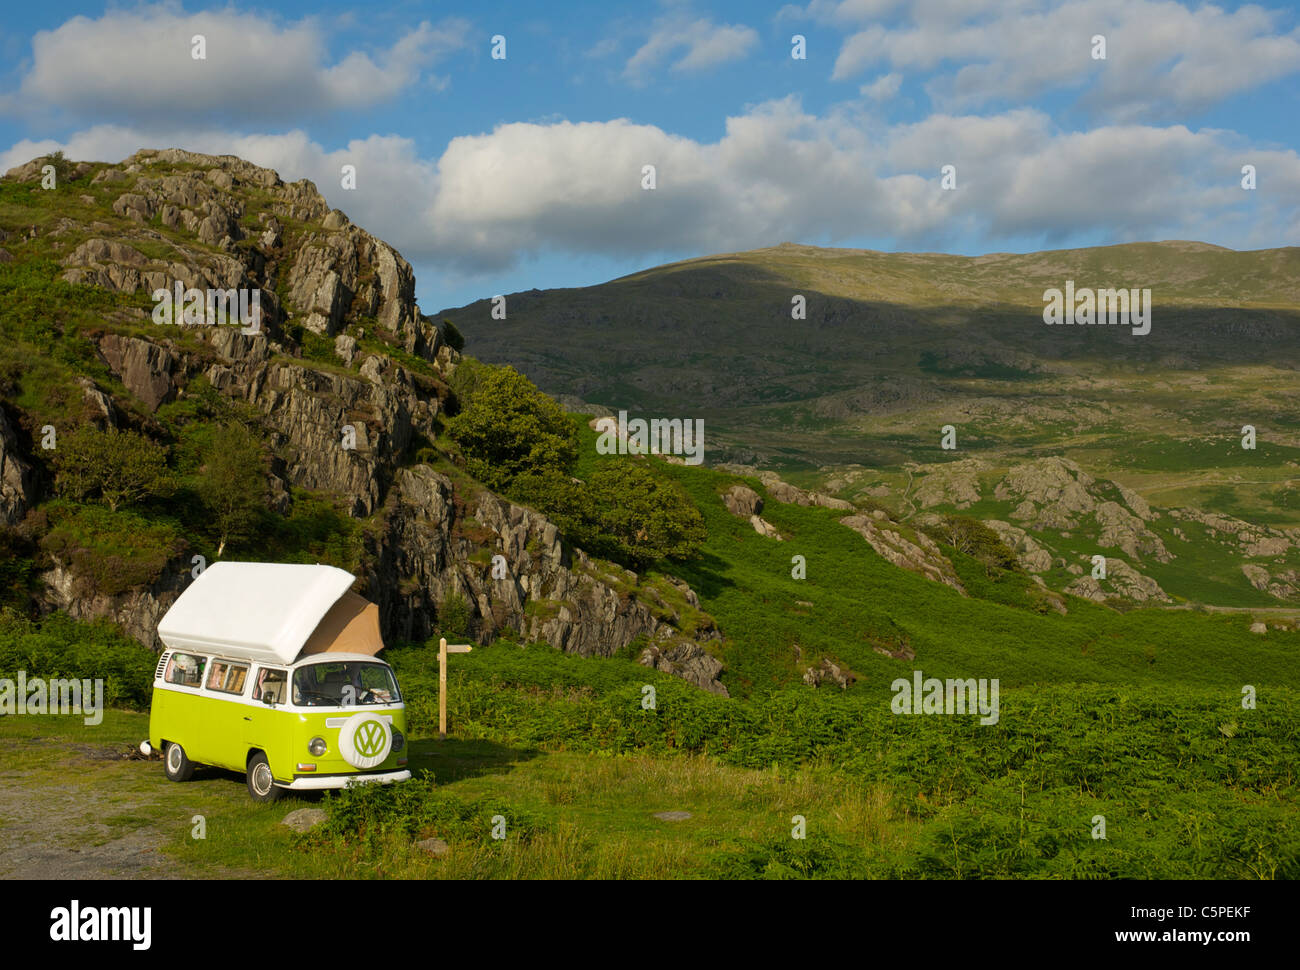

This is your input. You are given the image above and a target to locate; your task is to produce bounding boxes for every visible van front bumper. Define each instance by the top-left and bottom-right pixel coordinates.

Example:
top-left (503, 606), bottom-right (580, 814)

top-left (282, 769), bottom-right (411, 790)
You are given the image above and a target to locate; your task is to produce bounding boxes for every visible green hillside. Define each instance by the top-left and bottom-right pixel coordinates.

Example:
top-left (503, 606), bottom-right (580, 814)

top-left (443, 241), bottom-right (1300, 609)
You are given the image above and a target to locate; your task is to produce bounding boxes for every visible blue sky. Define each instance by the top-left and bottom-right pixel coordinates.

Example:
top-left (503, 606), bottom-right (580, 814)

top-left (2, 0), bottom-right (1298, 311)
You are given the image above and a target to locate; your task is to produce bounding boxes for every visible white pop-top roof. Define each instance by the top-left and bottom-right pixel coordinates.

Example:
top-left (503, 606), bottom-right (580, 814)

top-left (157, 562), bottom-right (361, 665)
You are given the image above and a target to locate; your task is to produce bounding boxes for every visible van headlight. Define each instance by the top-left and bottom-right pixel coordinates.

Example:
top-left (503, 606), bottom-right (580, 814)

top-left (308, 737), bottom-right (327, 756)
top-left (391, 729), bottom-right (405, 752)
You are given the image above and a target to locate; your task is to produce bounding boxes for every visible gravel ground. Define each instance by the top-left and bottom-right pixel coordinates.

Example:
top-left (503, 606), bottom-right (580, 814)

top-left (0, 738), bottom-right (187, 879)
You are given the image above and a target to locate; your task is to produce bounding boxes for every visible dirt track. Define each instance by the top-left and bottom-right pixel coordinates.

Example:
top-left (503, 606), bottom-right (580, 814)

top-left (0, 739), bottom-right (183, 879)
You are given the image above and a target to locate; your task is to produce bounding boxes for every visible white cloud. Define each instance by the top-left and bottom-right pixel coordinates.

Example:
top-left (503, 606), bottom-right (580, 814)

top-left (860, 72), bottom-right (902, 100)
top-left (624, 16), bottom-right (759, 80)
top-left (811, 0), bottom-right (1300, 121)
top-left (0, 4), bottom-right (469, 125)
top-left (5, 99), bottom-right (1297, 275)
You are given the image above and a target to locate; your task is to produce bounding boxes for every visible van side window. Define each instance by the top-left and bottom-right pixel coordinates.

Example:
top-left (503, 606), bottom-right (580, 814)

top-left (252, 667), bottom-right (287, 704)
top-left (207, 660), bottom-right (250, 695)
top-left (164, 653), bottom-right (207, 688)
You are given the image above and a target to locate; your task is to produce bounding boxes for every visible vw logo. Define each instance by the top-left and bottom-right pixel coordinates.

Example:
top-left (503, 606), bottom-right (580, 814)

top-left (355, 720), bottom-right (386, 758)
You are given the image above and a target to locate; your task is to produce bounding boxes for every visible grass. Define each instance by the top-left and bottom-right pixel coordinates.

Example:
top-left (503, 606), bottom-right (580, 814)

top-left (3, 650), bottom-right (1296, 879)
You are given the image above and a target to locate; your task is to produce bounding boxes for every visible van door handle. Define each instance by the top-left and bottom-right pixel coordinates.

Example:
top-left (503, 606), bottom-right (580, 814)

top-left (243, 716), bottom-right (251, 721)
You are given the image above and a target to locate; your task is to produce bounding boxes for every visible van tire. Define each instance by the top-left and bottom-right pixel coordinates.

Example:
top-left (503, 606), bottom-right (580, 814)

top-left (164, 741), bottom-right (195, 782)
top-left (246, 751), bottom-right (282, 802)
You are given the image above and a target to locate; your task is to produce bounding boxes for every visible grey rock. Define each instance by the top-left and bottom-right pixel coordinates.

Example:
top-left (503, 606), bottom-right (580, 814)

top-left (639, 641), bottom-right (728, 696)
top-left (0, 408), bottom-right (38, 526)
top-left (335, 334), bottom-right (359, 366)
top-left (281, 808), bottom-right (328, 833)
top-left (416, 837), bottom-right (450, 857)
top-left (722, 484), bottom-right (762, 517)
top-left (39, 560), bottom-right (188, 649)
top-left (802, 657), bottom-right (854, 689)
top-left (96, 334), bottom-right (179, 411)
top-left (749, 514), bottom-right (783, 540)
top-left (1065, 558), bottom-right (1169, 603)
top-left (840, 514), bottom-right (965, 593)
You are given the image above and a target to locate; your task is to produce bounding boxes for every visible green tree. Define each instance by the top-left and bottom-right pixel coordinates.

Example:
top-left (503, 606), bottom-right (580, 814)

top-left (512, 463), bottom-right (706, 569)
top-left (440, 318), bottom-right (466, 352)
top-left (197, 423), bottom-right (270, 556)
top-left (447, 364), bottom-right (577, 490)
top-left (53, 426), bottom-right (173, 512)
top-left (926, 515), bottom-right (1019, 578)
top-left (586, 462), bottom-right (707, 568)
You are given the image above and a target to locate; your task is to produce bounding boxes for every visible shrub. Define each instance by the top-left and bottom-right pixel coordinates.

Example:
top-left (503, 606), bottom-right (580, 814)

top-left (438, 592), bottom-right (472, 638)
top-left (0, 610), bottom-right (156, 710)
top-left (923, 514), bottom-right (1018, 578)
top-left (446, 364), bottom-right (577, 490)
top-left (440, 318), bottom-right (466, 352)
top-left (196, 422), bottom-right (270, 555)
top-left (53, 426), bottom-right (174, 511)
top-left (583, 462), bottom-right (707, 568)
top-left (511, 463), bottom-right (706, 569)
top-left (36, 502), bottom-right (186, 597)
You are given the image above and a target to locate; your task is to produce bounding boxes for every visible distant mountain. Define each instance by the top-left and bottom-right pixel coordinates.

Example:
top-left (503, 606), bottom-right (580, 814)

top-left (442, 240), bottom-right (1300, 607)
top-left (442, 241), bottom-right (1300, 459)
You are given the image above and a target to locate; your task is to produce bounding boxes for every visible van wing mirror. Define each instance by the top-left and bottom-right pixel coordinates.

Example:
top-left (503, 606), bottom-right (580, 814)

top-left (262, 693), bottom-right (276, 706)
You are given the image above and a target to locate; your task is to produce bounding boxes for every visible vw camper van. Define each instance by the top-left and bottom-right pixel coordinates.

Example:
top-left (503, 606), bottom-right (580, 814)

top-left (144, 562), bottom-right (411, 801)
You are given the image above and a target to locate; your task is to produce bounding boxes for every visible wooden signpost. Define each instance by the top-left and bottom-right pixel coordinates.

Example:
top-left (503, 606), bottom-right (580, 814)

top-left (439, 636), bottom-right (473, 740)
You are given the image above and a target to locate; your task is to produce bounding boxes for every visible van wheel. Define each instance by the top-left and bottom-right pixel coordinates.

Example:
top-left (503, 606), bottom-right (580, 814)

top-left (164, 741), bottom-right (195, 782)
top-left (246, 752), bottom-right (282, 802)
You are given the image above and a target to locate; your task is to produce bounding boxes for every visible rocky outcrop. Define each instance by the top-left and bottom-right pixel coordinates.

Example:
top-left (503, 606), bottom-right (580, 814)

top-left (912, 458), bottom-right (988, 510)
top-left (75, 377), bottom-right (120, 428)
top-left (1171, 507), bottom-right (1295, 560)
top-left (839, 514), bottom-right (966, 594)
top-left (639, 640), bottom-right (727, 696)
top-left (757, 471), bottom-right (854, 510)
top-left (2, 157), bottom-right (92, 183)
top-left (359, 465), bottom-right (724, 690)
top-left (993, 458), bottom-right (1170, 563)
top-left (1242, 563), bottom-right (1271, 590)
top-left (721, 483), bottom-right (783, 539)
top-left (0, 408), bottom-right (38, 526)
top-left (1064, 558), bottom-right (1170, 603)
top-left (722, 485), bottom-right (762, 517)
top-left (201, 328), bottom-right (433, 517)
top-left (39, 560), bottom-right (189, 649)
top-left (96, 334), bottom-right (180, 411)
top-left (1240, 564), bottom-right (1299, 599)
top-left (996, 457), bottom-right (1096, 528)
top-left (43, 148), bottom-right (443, 363)
top-left (984, 520), bottom-right (1054, 573)
top-left (802, 657), bottom-right (855, 689)
top-left (1094, 501), bottom-right (1172, 563)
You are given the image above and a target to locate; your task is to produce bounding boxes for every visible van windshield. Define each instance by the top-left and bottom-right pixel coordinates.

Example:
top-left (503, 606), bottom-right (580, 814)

top-left (292, 661), bottom-right (401, 707)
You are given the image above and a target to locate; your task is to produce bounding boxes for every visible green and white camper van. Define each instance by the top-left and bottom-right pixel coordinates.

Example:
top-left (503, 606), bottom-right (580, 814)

top-left (144, 562), bottom-right (411, 801)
